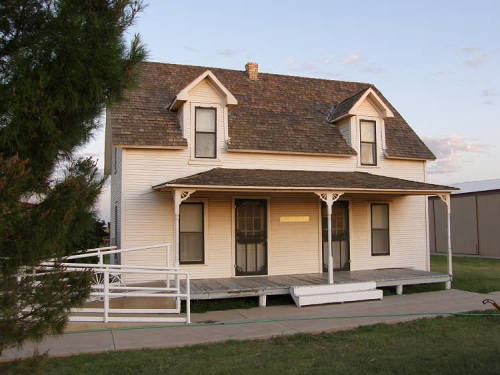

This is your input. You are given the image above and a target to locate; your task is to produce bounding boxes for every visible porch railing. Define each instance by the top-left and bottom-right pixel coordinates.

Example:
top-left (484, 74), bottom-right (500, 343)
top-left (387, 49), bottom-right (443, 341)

top-left (39, 243), bottom-right (190, 324)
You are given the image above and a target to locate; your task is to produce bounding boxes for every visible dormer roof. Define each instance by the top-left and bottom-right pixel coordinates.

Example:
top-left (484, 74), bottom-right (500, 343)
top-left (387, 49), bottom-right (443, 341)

top-left (168, 70), bottom-right (238, 111)
top-left (328, 87), bottom-right (394, 122)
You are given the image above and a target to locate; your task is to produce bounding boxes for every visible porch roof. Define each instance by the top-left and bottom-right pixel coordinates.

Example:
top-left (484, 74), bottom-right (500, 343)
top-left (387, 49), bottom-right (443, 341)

top-left (153, 168), bottom-right (458, 194)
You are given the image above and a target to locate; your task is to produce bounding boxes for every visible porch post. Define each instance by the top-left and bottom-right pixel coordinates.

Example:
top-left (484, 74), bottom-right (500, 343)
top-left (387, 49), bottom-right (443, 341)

top-left (438, 193), bottom-right (452, 289)
top-left (315, 191), bottom-right (344, 284)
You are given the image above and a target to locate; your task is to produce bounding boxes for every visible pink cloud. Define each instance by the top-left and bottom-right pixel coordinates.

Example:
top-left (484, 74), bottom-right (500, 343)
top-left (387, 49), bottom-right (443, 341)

top-left (423, 135), bottom-right (490, 174)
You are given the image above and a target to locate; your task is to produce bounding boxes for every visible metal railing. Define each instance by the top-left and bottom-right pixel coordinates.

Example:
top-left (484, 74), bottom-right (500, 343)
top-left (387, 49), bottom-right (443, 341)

top-left (41, 243), bottom-right (190, 324)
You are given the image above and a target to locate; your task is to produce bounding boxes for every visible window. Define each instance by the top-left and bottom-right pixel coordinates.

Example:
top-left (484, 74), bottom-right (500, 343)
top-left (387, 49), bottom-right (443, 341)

top-left (179, 202), bottom-right (204, 264)
top-left (195, 107), bottom-right (216, 158)
top-left (371, 203), bottom-right (389, 255)
top-left (360, 120), bottom-right (377, 165)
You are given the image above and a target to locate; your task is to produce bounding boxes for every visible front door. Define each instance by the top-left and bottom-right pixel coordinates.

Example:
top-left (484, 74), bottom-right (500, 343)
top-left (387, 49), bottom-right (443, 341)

top-left (322, 201), bottom-right (350, 271)
top-left (235, 199), bottom-right (268, 276)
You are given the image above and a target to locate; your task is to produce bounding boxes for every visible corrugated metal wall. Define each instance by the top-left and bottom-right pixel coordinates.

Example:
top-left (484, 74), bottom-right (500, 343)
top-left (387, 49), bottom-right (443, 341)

top-left (429, 191), bottom-right (500, 257)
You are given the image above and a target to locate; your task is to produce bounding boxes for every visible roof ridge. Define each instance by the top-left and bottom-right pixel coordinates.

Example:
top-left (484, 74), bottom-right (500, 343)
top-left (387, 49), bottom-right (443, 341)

top-left (141, 60), bottom-right (373, 86)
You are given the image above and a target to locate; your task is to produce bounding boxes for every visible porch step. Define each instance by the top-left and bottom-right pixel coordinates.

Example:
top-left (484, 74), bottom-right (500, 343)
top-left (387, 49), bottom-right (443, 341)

top-left (290, 281), bottom-right (383, 307)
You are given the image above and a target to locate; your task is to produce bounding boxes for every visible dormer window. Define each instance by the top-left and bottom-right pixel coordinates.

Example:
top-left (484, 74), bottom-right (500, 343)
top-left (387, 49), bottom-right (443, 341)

top-left (195, 107), bottom-right (217, 158)
top-left (360, 120), bottom-right (377, 166)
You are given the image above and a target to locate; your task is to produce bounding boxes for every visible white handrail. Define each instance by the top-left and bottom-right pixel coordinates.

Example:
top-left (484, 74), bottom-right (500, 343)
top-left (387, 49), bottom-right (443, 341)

top-left (64, 243), bottom-right (170, 268)
top-left (37, 260), bottom-right (190, 324)
top-left (34, 243), bottom-right (190, 324)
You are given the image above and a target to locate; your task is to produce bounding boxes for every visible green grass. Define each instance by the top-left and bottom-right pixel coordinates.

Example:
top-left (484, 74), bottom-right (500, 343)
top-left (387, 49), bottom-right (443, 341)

top-left (3, 312), bottom-right (499, 375)
top-left (391, 255), bottom-right (500, 296)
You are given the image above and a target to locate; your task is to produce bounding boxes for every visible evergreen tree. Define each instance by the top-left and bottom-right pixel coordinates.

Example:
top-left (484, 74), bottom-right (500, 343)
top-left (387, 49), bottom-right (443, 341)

top-left (0, 0), bottom-right (146, 353)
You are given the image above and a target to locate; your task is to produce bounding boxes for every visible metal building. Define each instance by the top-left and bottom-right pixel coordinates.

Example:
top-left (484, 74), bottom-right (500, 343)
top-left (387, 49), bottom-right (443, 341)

top-left (429, 179), bottom-right (500, 258)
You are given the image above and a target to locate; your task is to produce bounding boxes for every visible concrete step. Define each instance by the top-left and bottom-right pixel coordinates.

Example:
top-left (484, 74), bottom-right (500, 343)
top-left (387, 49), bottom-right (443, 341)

top-left (290, 282), bottom-right (383, 307)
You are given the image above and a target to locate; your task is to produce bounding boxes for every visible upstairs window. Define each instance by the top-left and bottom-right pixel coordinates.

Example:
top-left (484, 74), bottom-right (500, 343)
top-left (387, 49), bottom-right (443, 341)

top-left (371, 203), bottom-right (389, 256)
top-left (360, 120), bottom-right (377, 165)
top-left (195, 107), bottom-right (216, 158)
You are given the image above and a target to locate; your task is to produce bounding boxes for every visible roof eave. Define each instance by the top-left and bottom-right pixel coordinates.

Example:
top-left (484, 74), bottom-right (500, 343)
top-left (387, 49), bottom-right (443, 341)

top-left (153, 183), bottom-right (457, 195)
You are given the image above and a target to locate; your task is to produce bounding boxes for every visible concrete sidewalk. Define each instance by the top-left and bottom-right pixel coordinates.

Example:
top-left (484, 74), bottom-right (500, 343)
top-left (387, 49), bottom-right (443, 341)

top-left (2, 289), bottom-right (498, 361)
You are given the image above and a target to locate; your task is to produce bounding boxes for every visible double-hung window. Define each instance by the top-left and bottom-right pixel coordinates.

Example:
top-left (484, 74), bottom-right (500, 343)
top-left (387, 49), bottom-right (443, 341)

top-left (360, 120), bottom-right (377, 165)
top-left (195, 107), bottom-right (216, 158)
top-left (371, 203), bottom-right (389, 255)
top-left (179, 202), bottom-right (204, 264)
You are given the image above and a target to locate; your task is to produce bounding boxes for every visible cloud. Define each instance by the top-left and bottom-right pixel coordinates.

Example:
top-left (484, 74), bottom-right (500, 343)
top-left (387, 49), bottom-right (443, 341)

top-left (460, 46), bottom-right (480, 54)
top-left (464, 54), bottom-right (490, 67)
top-left (320, 54), bottom-right (335, 64)
top-left (481, 88), bottom-right (499, 97)
top-left (216, 48), bottom-right (238, 57)
top-left (423, 135), bottom-right (490, 174)
top-left (284, 57), bottom-right (333, 76)
top-left (360, 65), bottom-right (384, 74)
top-left (183, 46), bottom-right (199, 53)
top-left (342, 54), bottom-right (360, 65)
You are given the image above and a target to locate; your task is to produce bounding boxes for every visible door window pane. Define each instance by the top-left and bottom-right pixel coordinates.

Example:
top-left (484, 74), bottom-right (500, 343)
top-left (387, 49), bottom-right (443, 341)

top-left (179, 203), bottom-right (204, 263)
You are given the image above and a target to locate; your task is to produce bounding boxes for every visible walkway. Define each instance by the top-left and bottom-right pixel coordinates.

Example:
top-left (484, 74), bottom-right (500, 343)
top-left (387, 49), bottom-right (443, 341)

top-left (1, 289), bottom-right (498, 361)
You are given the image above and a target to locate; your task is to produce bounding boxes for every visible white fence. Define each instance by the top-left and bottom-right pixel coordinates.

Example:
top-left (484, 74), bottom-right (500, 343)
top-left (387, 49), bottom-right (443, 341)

top-left (41, 243), bottom-right (190, 324)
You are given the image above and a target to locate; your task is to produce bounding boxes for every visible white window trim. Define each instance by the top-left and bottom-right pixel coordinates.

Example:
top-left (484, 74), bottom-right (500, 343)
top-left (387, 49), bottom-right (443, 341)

top-left (356, 116), bottom-right (383, 169)
top-left (189, 102), bottom-right (223, 164)
top-left (178, 198), bottom-right (209, 267)
top-left (369, 201), bottom-right (392, 257)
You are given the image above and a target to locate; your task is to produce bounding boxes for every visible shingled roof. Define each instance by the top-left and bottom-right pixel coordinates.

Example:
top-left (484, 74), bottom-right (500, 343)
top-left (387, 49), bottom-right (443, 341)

top-left (109, 62), bottom-right (435, 160)
top-left (154, 168), bottom-right (457, 193)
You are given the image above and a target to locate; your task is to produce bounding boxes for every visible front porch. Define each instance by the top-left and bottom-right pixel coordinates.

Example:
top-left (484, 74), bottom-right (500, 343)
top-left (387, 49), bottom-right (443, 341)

top-left (181, 268), bottom-right (450, 304)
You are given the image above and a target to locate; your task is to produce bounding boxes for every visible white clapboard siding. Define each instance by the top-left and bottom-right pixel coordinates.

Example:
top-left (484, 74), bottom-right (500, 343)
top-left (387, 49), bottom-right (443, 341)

top-left (356, 96), bottom-right (383, 117)
top-left (268, 195), bottom-right (320, 275)
top-left (349, 196), bottom-right (427, 271)
top-left (115, 76), bottom-right (430, 278)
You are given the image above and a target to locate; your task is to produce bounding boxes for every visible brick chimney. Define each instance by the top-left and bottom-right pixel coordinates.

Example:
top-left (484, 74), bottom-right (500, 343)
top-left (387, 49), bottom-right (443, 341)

top-left (245, 62), bottom-right (258, 80)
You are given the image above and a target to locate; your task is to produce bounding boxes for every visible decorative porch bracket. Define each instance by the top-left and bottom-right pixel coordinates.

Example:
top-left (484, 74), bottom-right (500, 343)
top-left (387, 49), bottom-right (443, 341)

top-left (315, 191), bottom-right (344, 284)
top-left (173, 189), bottom-right (196, 267)
top-left (437, 193), bottom-right (452, 289)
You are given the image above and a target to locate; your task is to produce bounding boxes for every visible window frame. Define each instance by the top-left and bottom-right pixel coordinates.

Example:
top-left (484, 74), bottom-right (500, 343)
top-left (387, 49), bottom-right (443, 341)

top-left (371, 203), bottom-right (390, 256)
top-left (360, 119), bottom-right (377, 166)
top-left (194, 106), bottom-right (217, 159)
top-left (179, 202), bottom-right (205, 265)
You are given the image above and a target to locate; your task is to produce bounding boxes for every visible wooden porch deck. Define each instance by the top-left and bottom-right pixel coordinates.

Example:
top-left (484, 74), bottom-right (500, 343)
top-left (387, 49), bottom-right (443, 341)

top-left (181, 268), bottom-right (450, 300)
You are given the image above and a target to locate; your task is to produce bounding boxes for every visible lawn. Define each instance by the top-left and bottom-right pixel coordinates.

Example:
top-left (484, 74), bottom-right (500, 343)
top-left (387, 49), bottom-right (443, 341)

top-left (3, 312), bottom-right (499, 375)
top-left (399, 255), bottom-right (500, 295)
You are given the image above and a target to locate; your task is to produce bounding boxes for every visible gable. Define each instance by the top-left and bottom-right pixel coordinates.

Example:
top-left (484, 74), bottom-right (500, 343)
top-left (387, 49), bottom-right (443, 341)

top-left (356, 96), bottom-right (384, 117)
top-left (188, 78), bottom-right (225, 103)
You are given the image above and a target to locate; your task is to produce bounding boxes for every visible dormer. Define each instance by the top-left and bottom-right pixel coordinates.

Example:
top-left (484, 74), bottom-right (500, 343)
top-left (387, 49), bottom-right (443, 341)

top-left (169, 70), bottom-right (237, 162)
top-left (329, 87), bottom-right (394, 166)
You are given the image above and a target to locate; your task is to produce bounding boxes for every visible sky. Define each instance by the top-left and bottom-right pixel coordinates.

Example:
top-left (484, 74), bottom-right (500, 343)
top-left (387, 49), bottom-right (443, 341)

top-left (82, 0), bottom-right (500, 221)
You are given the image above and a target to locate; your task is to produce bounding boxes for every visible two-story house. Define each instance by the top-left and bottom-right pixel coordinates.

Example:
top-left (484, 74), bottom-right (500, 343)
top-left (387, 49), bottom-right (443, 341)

top-left (104, 61), bottom-right (456, 306)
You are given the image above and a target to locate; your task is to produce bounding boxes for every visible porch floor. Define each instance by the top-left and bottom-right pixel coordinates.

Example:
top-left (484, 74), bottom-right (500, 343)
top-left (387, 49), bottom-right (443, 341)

top-left (181, 268), bottom-right (450, 300)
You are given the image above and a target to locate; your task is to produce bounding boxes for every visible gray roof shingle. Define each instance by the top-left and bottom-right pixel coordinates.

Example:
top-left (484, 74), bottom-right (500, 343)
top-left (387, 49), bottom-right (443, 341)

top-left (110, 62), bottom-right (435, 160)
top-left (154, 168), bottom-right (457, 192)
